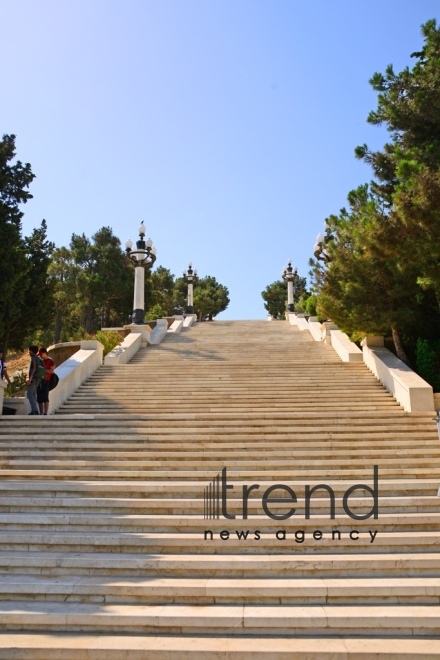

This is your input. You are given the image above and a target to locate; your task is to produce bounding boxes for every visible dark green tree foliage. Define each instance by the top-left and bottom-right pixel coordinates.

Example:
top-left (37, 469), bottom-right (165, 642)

top-left (0, 135), bottom-right (55, 353)
top-left (261, 275), bottom-right (308, 319)
top-left (359, 19), bottom-right (440, 299)
top-left (15, 220), bottom-right (55, 347)
top-left (194, 276), bottom-right (230, 321)
top-left (145, 266), bottom-right (175, 318)
top-left (72, 227), bottom-right (133, 333)
top-left (314, 20), bottom-right (440, 367)
top-left (25, 219), bottom-right (54, 312)
top-left (416, 338), bottom-right (440, 392)
top-left (48, 246), bottom-right (80, 343)
top-left (172, 277), bottom-right (188, 315)
top-left (316, 186), bottom-right (427, 363)
top-left (0, 135), bottom-right (34, 353)
top-left (173, 276), bottom-right (230, 320)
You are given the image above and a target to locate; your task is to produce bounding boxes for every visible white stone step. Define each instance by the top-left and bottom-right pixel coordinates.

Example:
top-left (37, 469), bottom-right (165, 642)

top-left (0, 601), bottom-right (439, 635)
top-left (0, 633), bottom-right (439, 659)
top-left (1, 575), bottom-right (440, 604)
top-left (1, 495), bottom-right (438, 515)
top-left (0, 530), bottom-right (439, 554)
top-left (0, 479), bottom-right (437, 499)
top-left (0, 551), bottom-right (438, 578)
top-left (1, 512), bottom-right (440, 532)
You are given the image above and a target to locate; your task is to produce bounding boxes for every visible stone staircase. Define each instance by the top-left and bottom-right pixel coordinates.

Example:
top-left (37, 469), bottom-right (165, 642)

top-left (0, 320), bottom-right (439, 657)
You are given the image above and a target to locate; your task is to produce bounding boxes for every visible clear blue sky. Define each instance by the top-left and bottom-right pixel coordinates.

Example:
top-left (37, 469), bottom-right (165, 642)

top-left (2, 1), bottom-right (439, 319)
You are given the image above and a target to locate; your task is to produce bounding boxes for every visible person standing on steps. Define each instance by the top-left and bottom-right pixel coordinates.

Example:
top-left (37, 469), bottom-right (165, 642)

top-left (26, 345), bottom-right (43, 415)
top-left (0, 350), bottom-right (12, 387)
top-left (37, 348), bottom-right (55, 416)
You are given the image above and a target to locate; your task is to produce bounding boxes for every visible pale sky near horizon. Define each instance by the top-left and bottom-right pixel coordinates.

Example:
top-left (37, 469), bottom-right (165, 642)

top-left (2, 1), bottom-right (439, 319)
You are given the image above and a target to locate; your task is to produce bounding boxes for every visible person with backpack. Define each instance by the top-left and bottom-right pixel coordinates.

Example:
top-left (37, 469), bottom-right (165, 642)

top-left (0, 350), bottom-right (12, 387)
top-left (37, 348), bottom-right (55, 415)
top-left (26, 345), bottom-right (45, 415)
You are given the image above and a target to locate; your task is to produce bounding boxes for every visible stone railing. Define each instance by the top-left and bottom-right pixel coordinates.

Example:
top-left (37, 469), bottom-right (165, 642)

top-left (2, 340), bottom-right (104, 416)
top-left (168, 316), bottom-right (184, 334)
top-left (105, 316), bottom-right (195, 365)
top-left (361, 336), bottom-right (434, 413)
top-left (286, 313), bottom-right (435, 413)
top-left (183, 314), bottom-right (197, 328)
top-left (104, 333), bottom-right (142, 366)
top-left (46, 339), bottom-right (105, 415)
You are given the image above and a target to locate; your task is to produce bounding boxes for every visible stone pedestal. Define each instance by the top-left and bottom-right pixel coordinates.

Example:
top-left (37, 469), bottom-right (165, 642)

top-left (124, 324), bottom-right (152, 346)
top-left (321, 321), bottom-right (339, 344)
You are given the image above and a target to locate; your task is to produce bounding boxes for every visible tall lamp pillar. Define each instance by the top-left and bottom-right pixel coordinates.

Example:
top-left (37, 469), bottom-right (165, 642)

top-left (125, 222), bottom-right (157, 325)
top-left (133, 266), bottom-right (145, 324)
top-left (183, 262), bottom-right (198, 314)
top-left (282, 260), bottom-right (297, 314)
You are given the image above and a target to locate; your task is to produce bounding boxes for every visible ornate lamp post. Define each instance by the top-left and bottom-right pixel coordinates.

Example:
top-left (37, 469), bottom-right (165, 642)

top-left (282, 260), bottom-right (298, 313)
top-left (125, 222), bottom-right (157, 324)
top-left (183, 262), bottom-right (198, 314)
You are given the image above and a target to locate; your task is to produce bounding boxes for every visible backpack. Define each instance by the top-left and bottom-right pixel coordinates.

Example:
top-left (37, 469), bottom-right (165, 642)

top-left (34, 356), bottom-right (47, 380)
top-left (48, 373), bottom-right (59, 391)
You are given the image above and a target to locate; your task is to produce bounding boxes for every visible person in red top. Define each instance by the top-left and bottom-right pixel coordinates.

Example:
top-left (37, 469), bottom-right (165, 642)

top-left (37, 348), bottom-right (55, 415)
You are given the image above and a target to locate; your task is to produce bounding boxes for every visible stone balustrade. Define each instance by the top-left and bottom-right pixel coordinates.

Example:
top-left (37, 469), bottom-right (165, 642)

top-left (361, 336), bottom-right (434, 413)
top-left (286, 314), bottom-right (436, 413)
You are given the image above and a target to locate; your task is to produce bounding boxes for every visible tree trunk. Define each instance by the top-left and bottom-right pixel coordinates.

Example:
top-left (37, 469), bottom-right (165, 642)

top-left (391, 326), bottom-right (411, 366)
top-left (2, 330), bottom-right (10, 358)
top-left (53, 309), bottom-right (63, 344)
top-left (85, 305), bottom-right (94, 334)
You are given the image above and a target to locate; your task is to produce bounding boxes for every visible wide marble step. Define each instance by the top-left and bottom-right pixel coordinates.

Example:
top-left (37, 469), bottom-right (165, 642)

top-left (2, 575), bottom-right (440, 605)
top-left (2, 467), bottom-right (440, 480)
top-left (0, 633), bottom-right (438, 659)
top-left (2, 444), bottom-right (439, 458)
top-left (0, 601), bottom-right (439, 636)
top-left (0, 478), bottom-right (436, 497)
top-left (2, 457), bottom-right (438, 470)
top-left (0, 495), bottom-right (438, 515)
top-left (0, 513), bottom-right (439, 535)
top-left (1, 551), bottom-right (438, 578)
top-left (0, 530), bottom-right (438, 553)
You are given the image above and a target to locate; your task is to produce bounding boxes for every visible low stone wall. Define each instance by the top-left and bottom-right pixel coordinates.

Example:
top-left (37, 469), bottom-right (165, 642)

top-left (49, 340), bottom-right (104, 414)
top-left (1, 340), bottom-right (104, 416)
top-left (168, 316), bottom-right (184, 334)
top-left (149, 319), bottom-right (168, 344)
top-left (330, 330), bottom-right (363, 363)
top-left (47, 342), bottom-right (81, 366)
top-left (104, 333), bottom-right (142, 365)
top-left (183, 314), bottom-right (197, 328)
top-left (307, 317), bottom-right (323, 342)
top-left (361, 337), bottom-right (434, 413)
top-left (287, 315), bottom-right (435, 413)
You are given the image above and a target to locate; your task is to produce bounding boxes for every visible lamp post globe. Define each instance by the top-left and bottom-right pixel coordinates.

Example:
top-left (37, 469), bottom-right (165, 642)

top-left (125, 222), bottom-right (157, 324)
